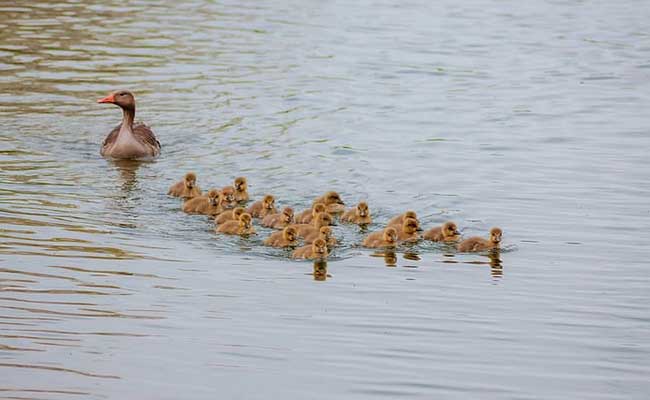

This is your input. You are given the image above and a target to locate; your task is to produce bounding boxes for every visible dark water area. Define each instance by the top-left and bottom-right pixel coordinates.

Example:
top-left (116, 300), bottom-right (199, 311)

top-left (1, 0), bottom-right (649, 398)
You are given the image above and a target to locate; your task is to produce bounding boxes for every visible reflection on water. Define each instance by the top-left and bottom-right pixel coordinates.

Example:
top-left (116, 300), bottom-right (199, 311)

top-left (1, 0), bottom-right (649, 398)
top-left (403, 252), bottom-right (421, 261)
top-left (312, 260), bottom-right (329, 281)
top-left (110, 159), bottom-right (144, 195)
top-left (488, 252), bottom-right (503, 279)
top-left (438, 251), bottom-right (505, 279)
top-left (369, 250), bottom-right (397, 267)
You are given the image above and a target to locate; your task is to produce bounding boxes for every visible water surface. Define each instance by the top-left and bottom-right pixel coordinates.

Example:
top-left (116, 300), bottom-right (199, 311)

top-left (1, 0), bottom-right (649, 399)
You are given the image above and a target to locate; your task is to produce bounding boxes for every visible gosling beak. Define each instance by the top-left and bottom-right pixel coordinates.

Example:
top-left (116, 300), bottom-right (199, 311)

top-left (97, 94), bottom-right (115, 104)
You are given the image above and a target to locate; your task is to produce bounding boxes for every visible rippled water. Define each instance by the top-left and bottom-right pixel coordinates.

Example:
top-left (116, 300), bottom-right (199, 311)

top-left (1, 0), bottom-right (650, 398)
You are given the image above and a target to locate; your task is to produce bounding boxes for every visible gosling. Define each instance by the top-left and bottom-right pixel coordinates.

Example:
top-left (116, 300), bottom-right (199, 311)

top-left (168, 172), bottom-right (202, 199)
top-left (292, 238), bottom-right (329, 260)
top-left (263, 226), bottom-right (298, 248)
top-left (246, 194), bottom-right (277, 218)
top-left (220, 186), bottom-right (237, 209)
top-left (233, 177), bottom-right (249, 202)
top-left (295, 202), bottom-right (326, 224)
top-left (214, 206), bottom-right (245, 225)
top-left (457, 227), bottom-right (502, 252)
top-left (396, 217), bottom-right (420, 243)
top-left (340, 201), bottom-right (372, 225)
top-left (291, 212), bottom-right (333, 238)
top-left (362, 227), bottom-right (398, 248)
top-left (387, 210), bottom-right (418, 227)
top-left (312, 191), bottom-right (346, 214)
top-left (304, 226), bottom-right (337, 247)
top-left (262, 207), bottom-right (294, 229)
top-left (423, 221), bottom-right (460, 242)
top-left (182, 189), bottom-right (222, 216)
top-left (216, 213), bottom-right (256, 236)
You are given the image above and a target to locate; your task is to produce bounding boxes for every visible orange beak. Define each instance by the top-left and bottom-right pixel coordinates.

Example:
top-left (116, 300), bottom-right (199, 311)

top-left (97, 94), bottom-right (115, 104)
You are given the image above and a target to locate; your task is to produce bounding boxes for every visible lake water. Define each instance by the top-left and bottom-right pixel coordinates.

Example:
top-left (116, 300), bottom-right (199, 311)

top-left (1, 0), bottom-right (649, 398)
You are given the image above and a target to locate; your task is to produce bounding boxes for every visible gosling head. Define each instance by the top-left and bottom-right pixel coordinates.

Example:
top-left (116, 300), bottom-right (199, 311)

top-left (232, 207), bottom-right (245, 220)
top-left (184, 172), bottom-right (197, 189)
top-left (384, 227), bottom-right (398, 244)
top-left (283, 226), bottom-right (297, 242)
top-left (325, 191), bottom-right (344, 205)
top-left (221, 186), bottom-right (235, 204)
top-left (234, 176), bottom-right (247, 192)
top-left (281, 207), bottom-right (294, 223)
top-left (402, 217), bottom-right (419, 234)
top-left (356, 201), bottom-right (369, 217)
top-left (313, 203), bottom-right (326, 214)
top-left (318, 226), bottom-right (332, 240)
top-left (312, 238), bottom-right (328, 256)
top-left (404, 210), bottom-right (417, 221)
top-left (443, 221), bottom-right (460, 238)
top-left (207, 189), bottom-right (220, 206)
top-left (315, 212), bottom-right (333, 227)
top-left (239, 213), bottom-right (253, 229)
top-left (490, 227), bottom-right (502, 244)
top-left (263, 194), bottom-right (275, 210)
top-left (97, 90), bottom-right (135, 110)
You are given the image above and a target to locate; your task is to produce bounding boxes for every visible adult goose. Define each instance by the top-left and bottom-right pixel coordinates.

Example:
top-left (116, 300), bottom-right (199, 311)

top-left (97, 90), bottom-right (161, 159)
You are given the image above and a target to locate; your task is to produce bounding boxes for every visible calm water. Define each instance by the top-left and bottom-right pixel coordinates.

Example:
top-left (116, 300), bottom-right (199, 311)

top-left (1, 0), bottom-right (650, 398)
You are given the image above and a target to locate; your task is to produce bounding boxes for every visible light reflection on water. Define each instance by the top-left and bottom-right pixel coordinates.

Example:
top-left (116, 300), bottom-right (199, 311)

top-left (1, 0), bottom-right (650, 399)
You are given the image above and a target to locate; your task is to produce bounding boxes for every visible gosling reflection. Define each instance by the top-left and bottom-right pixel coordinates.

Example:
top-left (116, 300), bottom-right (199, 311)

top-left (370, 250), bottom-right (397, 267)
top-left (459, 250), bottom-right (504, 278)
top-left (488, 251), bottom-right (503, 279)
top-left (313, 259), bottom-right (329, 281)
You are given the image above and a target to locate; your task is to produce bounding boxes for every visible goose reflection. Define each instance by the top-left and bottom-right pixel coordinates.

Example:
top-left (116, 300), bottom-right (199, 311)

top-left (110, 159), bottom-right (144, 194)
top-left (104, 159), bottom-right (155, 222)
top-left (313, 259), bottom-right (329, 281)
